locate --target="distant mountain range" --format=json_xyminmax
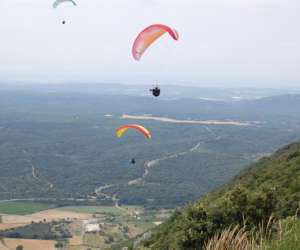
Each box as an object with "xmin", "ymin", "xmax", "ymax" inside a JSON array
[{"xmin": 0, "ymin": 82, "xmax": 299, "ymax": 101}]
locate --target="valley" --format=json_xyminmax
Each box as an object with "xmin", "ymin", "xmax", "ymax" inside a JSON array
[
  {"xmin": 0, "ymin": 88, "xmax": 299, "ymax": 207},
  {"xmin": 0, "ymin": 85, "xmax": 300, "ymax": 249}
]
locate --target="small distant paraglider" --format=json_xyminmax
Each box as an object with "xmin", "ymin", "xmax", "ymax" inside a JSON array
[
  {"xmin": 116, "ymin": 124, "xmax": 151, "ymax": 164},
  {"xmin": 53, "ymin": 0, "xmax": 77, "ymax": 8},
  {"xmin": 116, "ymin": 124, "xmax": 151, "ymax": 139},
  {"xmin": 150, "ymin": 85, "xmax": 161, "ymax": 97},
  {"xmin": 53, "ymin": 0, "xmax": 77, "ymax": 24}
]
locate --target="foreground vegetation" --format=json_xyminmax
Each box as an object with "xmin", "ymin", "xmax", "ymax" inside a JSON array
[
  {"xmin": 136, "ymin": 142, "xmax": 300, "ymax": 249},
  {"xmin": 263, "ymin": 216, "xmax": 300, "ymax": 250},
  {"xmin": 205, "ymin": 216, "xmax": 300, "ymax": 250}
]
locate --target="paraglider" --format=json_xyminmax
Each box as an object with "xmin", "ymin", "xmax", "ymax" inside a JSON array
[
  {"xmin": 132, "ymin": 24, "xmax": 179, "ymax": 61},
  {"xmin": 116, "ymin": 124, "xmax": 151, "ymax": 139},
  {"xmin": 53, "ymin": 0, "xmax": 77, "ymax": 8},
  {"xmin": 116, "ymin": 124, "xmax": 151, "ymax": 165},
  {"xmin": 150, "ymin": 85, "xmax": 161, "ymax": 97},
  {"xmin": 132, "ymin": 24, "xmax": 179, "ymax": 97},
  {"xmin": 53, "ymin": 0, "xmax": 76, "ymax": 24}
]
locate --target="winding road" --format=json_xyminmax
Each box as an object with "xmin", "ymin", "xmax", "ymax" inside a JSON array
[
  {"xmin": 95, "ymin": 126, "xmax": 221, "ymax": 208},
  {"xmin": 23, "ymin": 150, "xmax": 54, "ymax": 189}
]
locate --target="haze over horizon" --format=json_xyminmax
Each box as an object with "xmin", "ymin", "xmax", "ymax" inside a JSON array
[{"xmin": 1, "ymin": 0, "xmax": 300, "ymax": 89}]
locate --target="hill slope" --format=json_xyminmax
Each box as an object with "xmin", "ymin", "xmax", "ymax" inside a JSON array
[{"xmin": 138, "ymin": 142, "xmax": 300, "ymax": 249}]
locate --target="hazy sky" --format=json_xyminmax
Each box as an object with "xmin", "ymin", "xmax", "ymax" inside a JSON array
[{"xmin": 0, "ymin": 0, "xmax": 300, "ymax": 88}]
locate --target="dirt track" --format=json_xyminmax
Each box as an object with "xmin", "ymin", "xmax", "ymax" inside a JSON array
[{"xmin": 121, "ymin": 114, "xmax": 252, "ymax": 126}]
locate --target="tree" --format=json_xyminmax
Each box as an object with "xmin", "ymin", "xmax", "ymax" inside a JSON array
[
  {"xmin": 123, "ymin": 225, "xmax": 130, "ymax": 233},
  {"xmin": 105, "ymin": 235, "xmax": 114, "ymax": 244},
  {"xmin": 16, "ymin": 245, "xmax": 23, "ymax": 250},
  {"xmin": 55, "ymin": 242, "xmax": 64, "ymax": 250}
]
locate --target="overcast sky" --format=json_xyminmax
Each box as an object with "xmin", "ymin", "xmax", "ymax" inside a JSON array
[{"xmin": 0, "ymin": 0, "xmax": 299, "ymax": 88}]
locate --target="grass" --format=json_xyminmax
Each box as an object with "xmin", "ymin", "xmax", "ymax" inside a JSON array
[
  {"xmin": 205, "ymin": 216, "xmax": 300, "ymax": 250},
  {"xmin": 58, "ymin": 206, "xmax": 124, "ymax": 216},
  {"xmin": 121, "ymin": 205, "xmax": 144, "ymax": 212},
  {"xmin": 83, "ymin": 233, "xmax": 105, "ymax": 247},
  {"xmin": 264, "ymin": 217, "xmax": 300, "ymax": 250},
  {"xmin": 66, "ymin": 246, "xmax": 90, "ymax": 250},
  {"xmin": 0, "ymin": 201, "xmax": 54, "ymax": 215},
  {"xmin": 205, "ymin": 226, "xmax": 253, "ymax": 250},
  {"xmin": 130, "ymin": 220, "xmax": 156, "ymax": 231}
]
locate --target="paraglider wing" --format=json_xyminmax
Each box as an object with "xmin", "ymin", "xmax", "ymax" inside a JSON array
[
  {"xmin": 132, "ymin": 24, "xmax": 179, "ymax": 61},
  {"xmin": 53, "ymin": 0, "xmax": 77, "ymax": 8},
  {"xmin": 116, "ymin": 124, "xmax": 151, "ymax": 139}
]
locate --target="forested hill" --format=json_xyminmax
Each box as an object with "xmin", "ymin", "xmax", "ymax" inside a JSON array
[{"xmin": 138, "ymin": 141, "xmax": 300, "ymax": 249}]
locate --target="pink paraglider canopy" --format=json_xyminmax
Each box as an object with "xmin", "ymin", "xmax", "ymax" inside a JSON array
[{"xmin": 132, "ymin": 24, "xmax": 179, "ymax": 61}]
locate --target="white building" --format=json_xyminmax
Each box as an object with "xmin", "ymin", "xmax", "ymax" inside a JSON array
[
  {"xmin": 85, "ymin": 223, "xmax": 100, "ymax": 232},
  {"xmin": 83, "ymin": 219, "xmax": 101, "ymax": 233}
]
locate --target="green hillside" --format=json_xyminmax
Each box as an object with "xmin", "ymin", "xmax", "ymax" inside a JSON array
[{"xmin": 137, "ymin": 142, "xmax": 300, "ymax": 249}]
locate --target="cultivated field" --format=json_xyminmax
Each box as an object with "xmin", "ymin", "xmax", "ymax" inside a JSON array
[
  {"xmin": 0, "ymin": 241, "xmax": 9, "ymax": 250},
  {"xmin": 0, "ymin": 202, "xmax": 168, "ymax": 249},
  {"xmin": 0, "ymin": 223, "xmax": 27, "ymax": 231},
  {"xmin": 58, "ymin": 206, "xmax": 124, "ymax": 216},
  {"xmin": 1, "ymin": 209, "xmax": 91, "ymax": 224},
  {"xmin": 0, "ymin": 201, "xmax": 54, "ymax": 215},
  {"xmin": 3, "ymin": 238, "xmax": 56, "ymax": 250}
]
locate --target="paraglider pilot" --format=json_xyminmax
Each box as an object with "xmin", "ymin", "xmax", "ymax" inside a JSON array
[{"xmin": 150, "ymin": 86, "xmax": 161, "ymax": 97}]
